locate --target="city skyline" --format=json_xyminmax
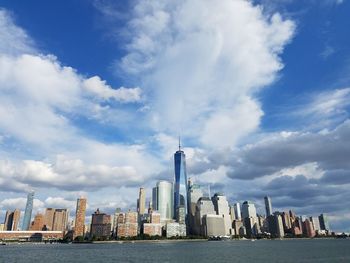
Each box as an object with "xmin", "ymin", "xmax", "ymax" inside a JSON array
[{"xmin": 0, "ymin": 0, "xmax": 350, "ymax": 233}]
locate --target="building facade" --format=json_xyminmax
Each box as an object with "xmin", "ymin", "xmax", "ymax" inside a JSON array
[
  {"xmin": 174, "ymin": 143, "xmax": 188, "ymax": 217},
  {"xmin": 22, "ymin": 191, "xmax": 34, "ymax": 231},
  {"xmin": 74, "ymin": 198, "xmax": 87, "ymax": 239}
]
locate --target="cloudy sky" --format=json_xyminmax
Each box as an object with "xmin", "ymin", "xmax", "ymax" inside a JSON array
[{"xmin": 0, "ymin": 0, "xmax": 349, "ymax": 231}]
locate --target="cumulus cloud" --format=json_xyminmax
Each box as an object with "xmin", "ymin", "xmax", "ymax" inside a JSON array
[
  {"xmin": 117, "ymin": 0, "xmax": 295, "ymax": 148},
  {"xmin": 0, "ymin": 9, "xmax": 35, "ymax": 55},
  {"xmin": 83, "ymin": 76, "xmax": 142, "ymax": 102}
]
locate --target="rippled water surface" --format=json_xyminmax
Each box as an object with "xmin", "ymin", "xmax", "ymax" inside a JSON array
[{"xmin": 1, "ymin": 239, "xmax": 349, "ymax": 263}]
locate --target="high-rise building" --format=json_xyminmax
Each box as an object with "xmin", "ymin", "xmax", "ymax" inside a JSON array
[
  {"xmin": 234, "ymin": 203, "xmax": 241, "ymax": 220},
  {"xmin": 203, "ymin": 214, "xmax": 226, "ymax": 237},
  {"xmin": 53, "ymin": 209, "xmax": 69, "ymax": 231},
  {"xmin": 194, "ymin": 197, "xmax": 216, "ymax": 236},
  {"xmin": 112, "ymin": 208, "xmax": 121, "ymax": 236},
  {"xmin": 4, "ymin": 209, "xmax": 20, "ymax": 231},
  {"xmin": 310, "ymin": 216, "xmax": 321, "ymax": 232},
  {"xmin": 22, "ymin": 191, "xmax": 34, "ymax": 231},
  {"xmin": 90, "ymin": 209, "xmax": 111, "ymax": 239},
  {"xmin": 174, "ymin": 141, "xmax": 188, "ymax": 217},
  {"xmin": 211, "ymin": 193, "xmax": 232, "ymax": 236},
  {"xmin": 187, "ymin": 180, "xmax": 203, "ymax": 234},
  {"xmin": 152, "ymin": 187, "xmax": 158, "ymax": 211},
  {"xmin": 267, "ymin": 214, "xmax": 285, "ymax": 238},
  {"xmin": 303, "ymin": 218, "xmax": 316, "ymax": 238},
  {"xmin": 116, "ymin": 211, "xmax": 138, "ymax": 238},
  {"xmin": 74, "ymin": 197, "xmax": 87, "ymax": 239},
  {"xmin": 264, "ymin": 196, "xmax": 272, "ymax": 217},
  {"xmin": 319, "ymin": 214, "xmax": 330, "ymax": 231},
  {"xmin": 153, "ymin": 181, "xmax": 174, "ymax": 221},
  {"xmin": 241, "ymin": 201, "xmax": 257, "ymax": 219},
  {"xmin": 44, "ymin": 208, "xmax": 55, "ymax": 230},
  {"xmin": 176, "ymin": 205, "xmax": 186, "ymax": 224},
  {"xmin": 137, "ymin": 187, "xmax": 146, "ymax": 215},
  {"xmin": 29, "ymin": 213, "xmax": 44, "ymax": 231},
  {"xmin": 229, "ymin": 205, "xmax": 236, "ymax": 223}
]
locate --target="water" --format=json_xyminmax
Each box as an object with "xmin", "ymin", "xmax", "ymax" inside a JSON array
[{"xmin": 1, "ymin": 239, "xmax": 349, "ymax": 263}]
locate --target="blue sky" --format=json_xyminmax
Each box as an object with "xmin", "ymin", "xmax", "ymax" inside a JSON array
[{"xmin": 0, "ymin": 0, "xmax": 349, "ymax": 232}]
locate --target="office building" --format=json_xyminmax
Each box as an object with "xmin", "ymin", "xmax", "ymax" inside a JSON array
[
  {"xmin": 194, "ymin": 197, "xmax": 216, "ymax": 236},
  {"xmin": 22, "ymin": 191, "xmax": 34, "ymax": 231},
  {"xmin": 319, "ymin": 214, "xmax": 330, "ymax": 231},
  {"xmin": 203, "ymin": 214, "xmax": 226, "ymax": 237},
  {"xmin": 310, "ymin": 216, "xmax": 321, "ymax": 232},
  {"xmin": 234, "ymin": 203, "xmax": 241, "ymax": 220},
  {"xmin": 4, "ymin": 209, "xmax": 20, "ymax": 231},
  {"xmin": 229, "ymin": 205, "xmax": 236, "ymax": 223},
  {"xmin": 30, "ymin": 213, "xmax": 45, "ymax": 231},
  {"xmin": 267, "ymin": 214, "xmax": 284, "ymax": 238},
  {"xmin": 188, "ymin": 180, "xmax": 203, "ymax": 234},
  {"xmin": 74, "ymin": 197, "xmax": 87, "ymax": 239},
  {"xmin": 53, "ymin": 209, "xmax": 69, "ymax": 231},
  {"xmin": 152, "ymin": 181, "xmax": 174, "ymax": 222},
  {"xmin": 212, "ymin": 193, "xmax": 232, "ymax": 235},
  {"xmin": 174, "ymin": 141, "xmax": 188, "ymax": 217},
  {"xmin": 303, "ymin": 218, "xmax": 316, "ymax": 238},
  {"xmin": 137, "ymin": 187, "xmax": 146, "ymax": 215},
  {"xmin": 90, "ymin": 209, "xmax": 111, "ymax": 239},
  {"xmin": 241, "ymin": 201, "xmax": 257, "ymax": 219},
  {"xmin": 264, "ymin": 196, "xmax": 272, "ymax": 217},
  {"xmin": 44, "ymin": 208, "xmax": 55, "ymax": 230}
]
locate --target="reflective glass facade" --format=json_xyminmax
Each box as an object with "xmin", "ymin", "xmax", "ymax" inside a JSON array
[
  {"xmin": 22, "ymin": 191, "xmax": 34, "ymax": 230},
  {"xmin": 174, "ymin": 149, "xmax": 188, "ymax": 217}
]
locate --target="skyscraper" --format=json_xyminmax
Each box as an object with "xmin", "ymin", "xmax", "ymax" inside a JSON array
[
  {"xmin": 4, "ymin": 209, "xmax": 20, "ymax": 231},
  {"xmin": 74, "ymin": 197, "xmax": 87, "ymax": 239},
  {"xmin": 188, "ymin": 180, "xmax": 203, "ymax": 234},
  {"xmin": 174, "ymin": 140, "xmax": 188, "ymax": 217},
  {"xmin": 264, "ymin": 196, "xmax": 272, "ymax": 217},
  {"xmin": 137, "ymin": 187, "xmax": 146, "ymax": 215},
  {"xmin": 153, "ymin": 181, "xmax": 173, "ymax": 221},
  {"xmin": 241, "ymin": 201, "xmax": 257, "ymax": 219},
  {"xmin": 234, "ymin": 203, "xmax": 241, "ymax": 220},
  {"xmin": 212, "ymin": 193, "xmax": 232, "ymax": 235},
  {"xmin": 22, "ymin": 191, "xmax": 34, "ymax": 231}
]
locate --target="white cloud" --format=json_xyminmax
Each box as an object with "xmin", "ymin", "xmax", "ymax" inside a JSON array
[
  {"xmin": 83, "ymin": 76, "xmax": 142, "ymax": 102},
  {"xmin": 0, "ymin": 9, "xmax": 35, "ymax": 55},
  {"xmin": 117, "ymin": 0, "xmax": 295, "ymax": 148}
]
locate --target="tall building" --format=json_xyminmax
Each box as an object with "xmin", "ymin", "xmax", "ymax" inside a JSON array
[
  {"xmin": 137, "ymin": 187, "xmax": 146, "ymax": 215},
  {"xmin": 264, "ymin": 196, "xmax": 272, "ymax": 217},
  {"xmin": 29, "ymin": 213, "xmax": 44, "ymax": 231},
  {"xmin": 241, "ymin": 201, "xmax": 257, "ymax": 219},
  {"xmin": 53, "ymin": 209, "xmax": 69, "ymax": 231},
  {"xmin": 22, "ymin": 191, "xmax": 34, "ymax": 231},
  {"xmin": 116, "ymin": 211, "xmax": 138, "ymax": 238},
  {"xmin": 319, "ymin": 214, "xmax": 330, "ymax": 231},
  {"xmin": 267, "ymin": 214, "xmax": 285, "ymax": 238},
  {"xmin": 212, "ymin": 193, "xmax": 232, "ymax": 236},
  {"xmin": 234, "ymin": 203, "xmax": 241, "ymax": 220},
  {"xmin": 303, "ymin": 218, "xmax": 316, "ymax": 238},
  {"xmin": 90, "ymin": 209, "xmax": 111, "ymax": 239},
  {"xmin": 203, "ymin": 214, "xmax": 226, "ymax": 237},
  {"xmin": 152, "ymin": 181, "xmax": 174, "ymax": 221},
  {"xmin": 310, "ymin": 216, "xmax": 321, "ymax": 232},
  {"xmin": 112, "ymin": 208, "xmax": 121, "ymax": 236},
  {"xmin": 229, "ymin": 205, "xmax": 236, "ymax": 223},
  {"xmin": 44, "ymin": 208, "xmax": 55, "ymax": 230},
  {"xmin": 74, "ymin": 197, "xmax": 87, "ymax": 239},
  {"xmin": 195, "ymin": 197, "xmax": 216, "ymax": 236},
  {"xmin": 187, "ymin": 180, "xmax": 203, "ymax": 234},
  {"xmin": 174, "ymin": 140, "xmax": 188, "ymax": 217},
  {"xmin": 4, "ymin": 209, "xmax": 20, "ymax": 231}
]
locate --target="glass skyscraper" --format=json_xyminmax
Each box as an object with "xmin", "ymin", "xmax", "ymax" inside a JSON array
[
  {"xmin": 22, "ymin": 191, "xmax": 34, "ymax": 230},
  {"xmin": 174, "ymin": 141, "xmax": 188, "ymax": 217}
]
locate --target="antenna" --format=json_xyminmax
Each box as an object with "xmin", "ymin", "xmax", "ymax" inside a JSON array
[{"xmin": 178, "ymin": 136, "xmax": 181, "ymax": 151}]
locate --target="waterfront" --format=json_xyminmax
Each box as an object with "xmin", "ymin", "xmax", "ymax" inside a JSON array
[{"xmin": 0, "ymin": 239, "xmax": 349, "ymax": 263}]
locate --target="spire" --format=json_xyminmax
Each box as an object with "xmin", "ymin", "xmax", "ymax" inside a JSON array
[{"xmin": 178, "ymin": 136, "xmax": 181, "ymax": 151}]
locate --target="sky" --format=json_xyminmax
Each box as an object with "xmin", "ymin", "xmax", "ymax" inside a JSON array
[{"xmin": 0, "ymin": 0, "xmax": 349, "ymax": 232}]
